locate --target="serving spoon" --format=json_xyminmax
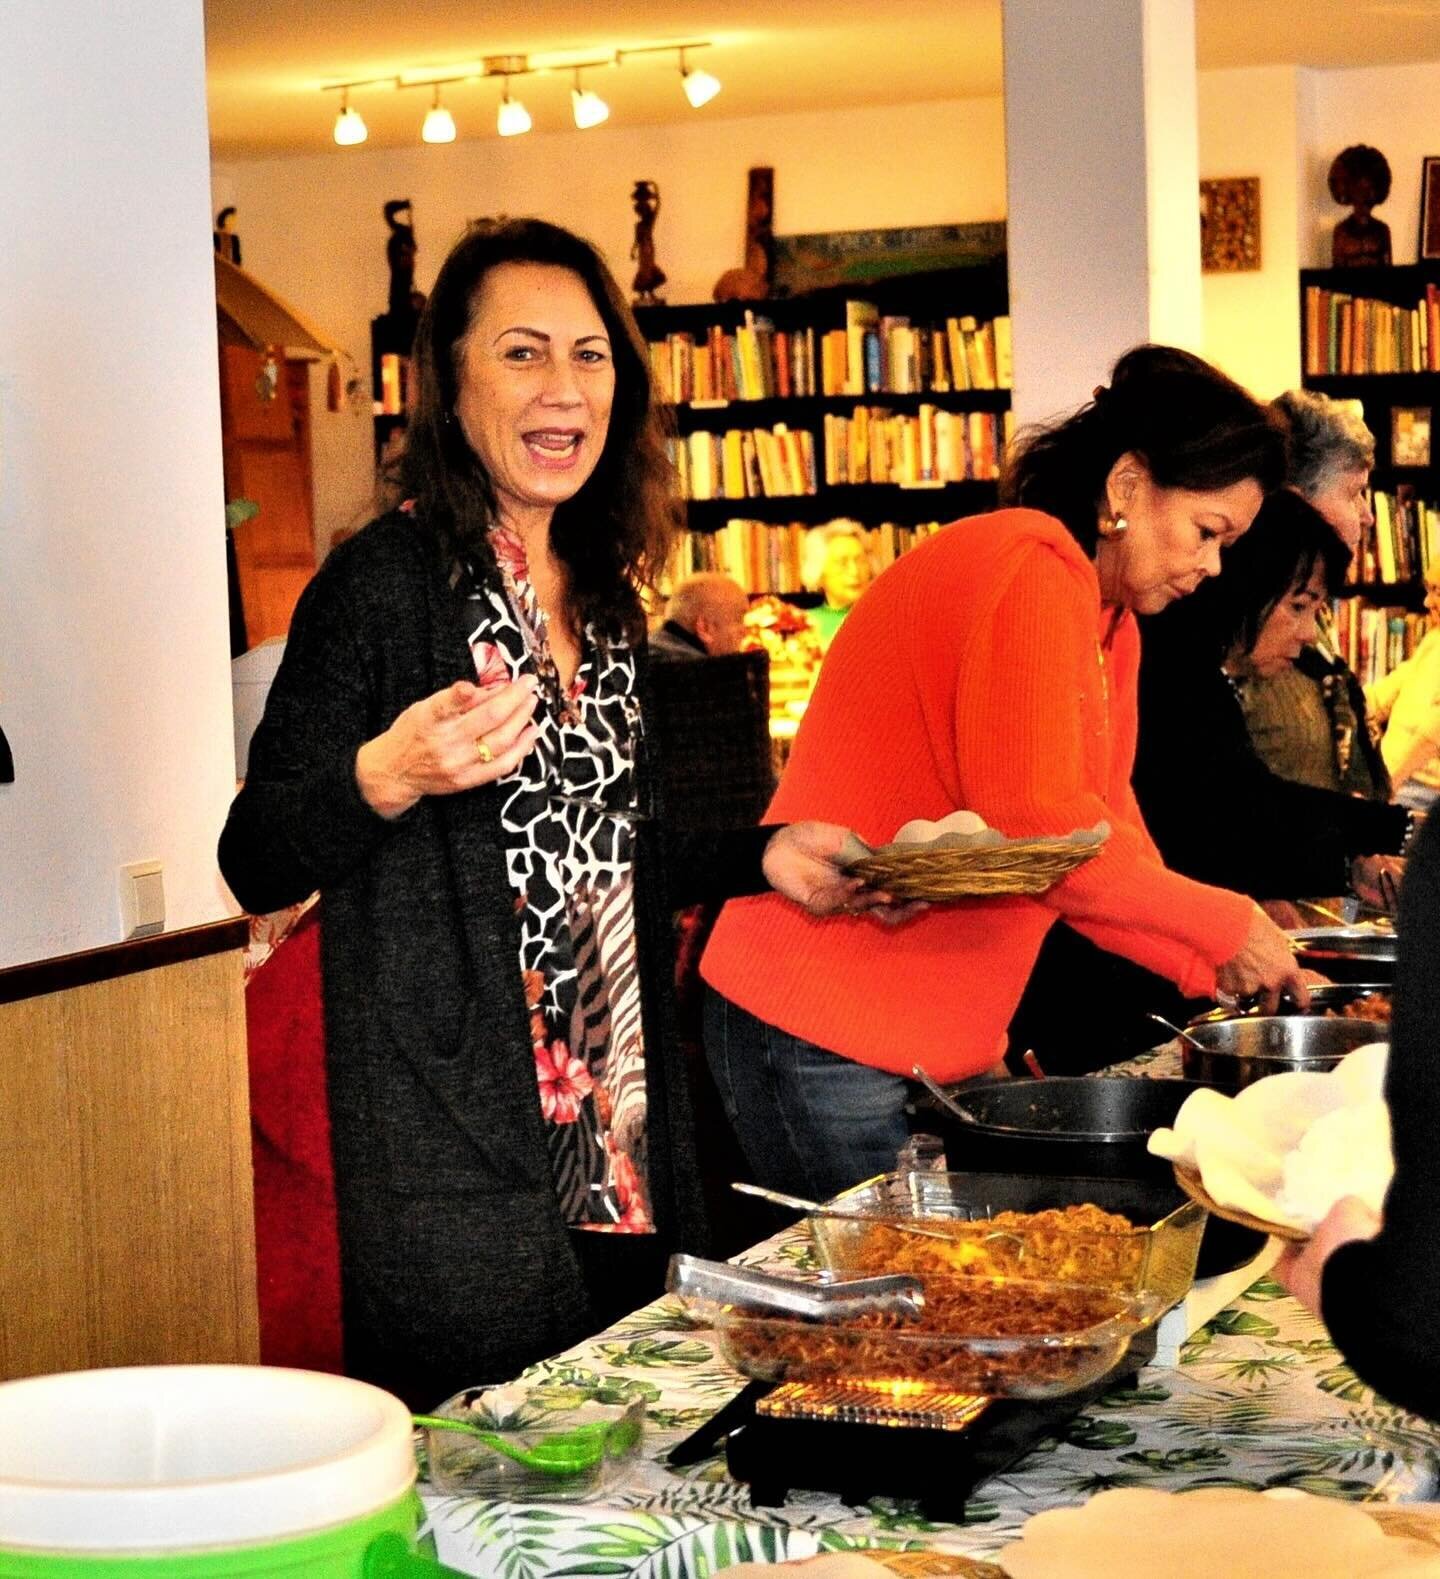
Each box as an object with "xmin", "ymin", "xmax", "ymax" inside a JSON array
[
  {"xmin": 412, "ymin": 1414, "xmax": 620, "ymax": 1477},
  {"xmin": 1145, "ymin": 1012, "xmax": 1212, "ymax": 1055},
  {"xmin": 730, "ymin": 1181, "xmax": 967, "ymax": 1244}
]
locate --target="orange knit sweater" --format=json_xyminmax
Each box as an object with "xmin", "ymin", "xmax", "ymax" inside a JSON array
[{"xmin": 702, "ymin": 509, "xmax": 1255, "ymax": 1081}]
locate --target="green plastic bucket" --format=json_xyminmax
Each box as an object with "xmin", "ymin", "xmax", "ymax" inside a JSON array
[{"xmin": 0, "ymin": 1367, "xmax": 462, "ymax": 1579}]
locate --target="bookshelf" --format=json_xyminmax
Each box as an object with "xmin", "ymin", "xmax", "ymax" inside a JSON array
[
  {"xmin": 1300, "ymin": 265, "xmax": 1440, "ymax": 681},
  {"xmin": 636, "ymin": 264, "xmax": 1011, "ymax": 594}
]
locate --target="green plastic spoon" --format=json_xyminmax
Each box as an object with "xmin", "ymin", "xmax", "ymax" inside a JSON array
[{"xmin": 413, "ymin": 1413, "xmax": 609, "ymax": 1477}]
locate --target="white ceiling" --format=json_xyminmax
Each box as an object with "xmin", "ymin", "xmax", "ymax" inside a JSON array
[{"xmin": 205, "ymin": 0, "xmax": 1440, "ymax": 160}]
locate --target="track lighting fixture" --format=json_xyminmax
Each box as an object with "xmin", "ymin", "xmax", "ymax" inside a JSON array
[
  {"xmin": 421, "ymin": 85, "xmax": 456, "ymax": 143},
  {"xmin": 333, "ymin": 88, "xmax": 367, "ymax": 146},
  {"xmin": 679, "ymin": 48, "xmax": 721, "ymax": 109},
  {"xmin": 570, "ymin": 68, "xmax": 610, "ymax": 130},
  {"xmin": 323, "ymin": 40, "xmax": 720, "ymax": 144},
  {"xmin": 496, "ymin": 79, "xmax": 532, "ymax": 137}
]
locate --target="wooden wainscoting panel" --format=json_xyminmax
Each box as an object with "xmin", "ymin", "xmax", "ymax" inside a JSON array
[{"xmin": 0, "ymin": 947, "xmax": 258, "ymax": 1380}]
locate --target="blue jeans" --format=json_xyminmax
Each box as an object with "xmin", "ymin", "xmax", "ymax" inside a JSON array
[{"xmin": 702, "ymin": 987, "xmax": 911, "ymax": 1201}]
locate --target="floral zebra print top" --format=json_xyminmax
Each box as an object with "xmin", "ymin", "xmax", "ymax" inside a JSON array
[{"xmin": 456, "ymin": 526, "xmax": 653, "ymax": 1234}]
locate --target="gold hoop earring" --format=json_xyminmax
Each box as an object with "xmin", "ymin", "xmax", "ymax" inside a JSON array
[{"xmin": 1100, "ymin": 514, "xmax": 1129, "ymax": 540}]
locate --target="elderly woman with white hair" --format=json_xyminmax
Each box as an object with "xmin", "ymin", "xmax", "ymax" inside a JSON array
[
  {"xmin": 1240, "ymin": 389, "xmax": 1391, "ymax": 801},
  {"xmin": 802, "ymin": 520, "xmax": 874, "ymax": 649}
]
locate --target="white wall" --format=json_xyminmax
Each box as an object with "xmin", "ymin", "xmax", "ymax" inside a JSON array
[
  {"xmin": 1197, "ymin": 65, "xmax": 1305, "ymax": 400},
  {"xmin": 212, "ymin": 95, "xmax": 1008, "ymax": 555},
  {"xmin": 1307, "ymin": 62, "xmax": 1440, "ymax": 268},
  {"xmin": 0, "ymin": 0, "xmax": 236, "ymax": 967}
]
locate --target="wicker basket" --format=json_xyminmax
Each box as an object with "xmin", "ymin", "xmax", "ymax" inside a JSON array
[
  {"xmin": 845, "ymin": 837, "xmax": 1101, "ymax": 901},
  {"xmin": 1172, "ymin": 1164, "xmax": 1307, "ymax": 1243}
]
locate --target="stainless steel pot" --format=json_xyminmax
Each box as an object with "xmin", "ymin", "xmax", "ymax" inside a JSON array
[{"xmin": 1179, "ymin": 1015, "xmax": 1387, "ymax": 1089}]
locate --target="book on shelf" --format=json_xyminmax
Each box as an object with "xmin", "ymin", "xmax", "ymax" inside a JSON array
[
  {"xmin": 671, "ymin": 424, "xmax": 819, "ymax": 501},
  {"xmin": 822, "ymin": 405, "xmax": 1014, "ymax": 485},
  {"xmin": 1331, "ymin": 597, "xmax": 1428, "ymax": 686},
  {"xmin": 1345, "ymin": 488, "xmax": 1440, "ymax": 585},
  {"xmin": 1304, "ymin": 282, "xmax": 1440, "ymax": 376},
  {"xmin": 649, "ymin": 302, "xmax": 1011, "ymax": 405},
  {"xmin": 670, "ymin": 518, "xmax": 947, "ymax": 596}
]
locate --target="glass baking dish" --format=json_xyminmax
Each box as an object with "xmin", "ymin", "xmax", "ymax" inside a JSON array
[
  {"xmin": 810, "ymin": 1171, "xmax": 1206, "ymax": 1310},
  {"xmin": 715, "ymin": 1273, "xmax": 1164, "ymax": 1399}
]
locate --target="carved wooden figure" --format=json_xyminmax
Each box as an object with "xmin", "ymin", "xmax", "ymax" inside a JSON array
[
  {"xmin": 630, "ymin": 181, "xmax": 667, "ymax": 305},
  {"xmin": 1329, "ymin": 145, "xmax": 1393, "ymax": 269}
]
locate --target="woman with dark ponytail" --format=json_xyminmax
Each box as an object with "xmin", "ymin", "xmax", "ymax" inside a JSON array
[{"xmin": 702, "ymin": 346, "xmax": 1307, "ymax": 1200}]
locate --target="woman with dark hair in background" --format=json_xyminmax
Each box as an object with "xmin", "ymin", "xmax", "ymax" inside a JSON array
[
  {"xmin": 1012, "ymin": 489, "xmax": 1410, "ymax": 1068},
  {"xmin": 1242, "ymin": 389, "xmax": 1393, "ymax": 802},
  {"xmin": 703, "ymin": 346, "xmax": 1307, "ymax": 1199},
  {"xmin": 219, "ymin": 218, "xmax": 881, "ymax": 1406}
]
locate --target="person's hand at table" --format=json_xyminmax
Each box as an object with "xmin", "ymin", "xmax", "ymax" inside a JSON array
[
  {"xmin": 355, "ymin": 677, "xmax": 541, "ymax": 819},
  {"xmin": 762, "ymin": 823, "xmax": 927, "ymax": 925},
  {"xmin": 1274, "ymin": 1195, "xmax": 1382, "ymax": 1315},
  {"xmin": 1214, "ymin": 903, "xmax": 1311, "ymax": 1013},
  {"xmin": 1350, "ymin": 853, "xmax": 1405, "ymax": 913}
]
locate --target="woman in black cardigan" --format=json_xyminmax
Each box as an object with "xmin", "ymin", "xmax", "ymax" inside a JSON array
[{"xmin": 219, "ymin": 220, "xmax": 881, "ymax": 1408}]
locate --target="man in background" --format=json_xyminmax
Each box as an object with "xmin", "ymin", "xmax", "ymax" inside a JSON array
[{"xmin": 649, "ymin": 573, "xmax": 749, "ymax": 661}]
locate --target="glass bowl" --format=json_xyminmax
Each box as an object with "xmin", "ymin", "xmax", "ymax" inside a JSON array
[
  {"xmin": 811, "ymin": 1170, "xmax": 1206, "ymax": 1310},
  {"xmin": 419, "ymin": 1386, "xmax": 645, "ymax": 1501}
]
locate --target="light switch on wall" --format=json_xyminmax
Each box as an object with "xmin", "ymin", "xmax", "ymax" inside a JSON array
[{"xmin": 119, "ymin": 861, "xmax": 165, "ymax": 939}]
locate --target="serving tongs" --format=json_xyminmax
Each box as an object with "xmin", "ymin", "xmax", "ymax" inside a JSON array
[{"xmin": 667, "ymin": 1253, "xmax": 925, "ymax": 1323}]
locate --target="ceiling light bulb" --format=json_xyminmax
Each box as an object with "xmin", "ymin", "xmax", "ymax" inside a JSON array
[
  {"xmin": 333, "ymin": 92, "xmax": 367, "ymax": 146},
  {"xmin": 422, "ymin": 88, "xmax": 456, "ymax": 144},
  {"xmin": 681, "ymin": 57, "xmax": 721, "ymax": 108},
  {"xmin": 571, "ymin": 86, "xmax": 609, "ymax": 130},
  {"xmin": 497, "ymin": 85, "xmax": 532, "ymax": 137}
]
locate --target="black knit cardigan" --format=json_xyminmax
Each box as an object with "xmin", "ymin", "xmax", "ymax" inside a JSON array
[{"xmin": 219, "ymin": 513, "xmax": 772, "ymax": 1407}]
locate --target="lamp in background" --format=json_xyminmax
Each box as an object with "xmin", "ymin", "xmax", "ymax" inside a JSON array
[
  {"xmin": 333, "ymin": 88, "xmax": 367, "ymax": 146},
  {"xmin": 680, "ymin": 47, "xmax": 721, "ymax": 108},
  {"xmin": 421, "ymin": 86, "xmax": 456, "ymax": 143},
  {"xmin": 570, "ymin": 68, "xmax": 609, "ymax": 129},
  {"xmin": 497, "ymin": 78, "xmax": 532, "ymax": 136}
]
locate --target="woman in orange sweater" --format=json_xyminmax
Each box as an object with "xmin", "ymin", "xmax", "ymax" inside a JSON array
[{"xmin": 702, "ymin": 346, "xmax": 1309, "ymax": 1198}]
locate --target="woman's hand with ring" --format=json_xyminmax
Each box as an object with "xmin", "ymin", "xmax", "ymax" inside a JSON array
[{"xmin": 356, "ymin": 675, "xmax": 540, "ymax": 819}]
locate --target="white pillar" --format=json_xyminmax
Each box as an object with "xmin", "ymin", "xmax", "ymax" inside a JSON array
[
  {"xmin": 0, "ymin": 0, "xmax": 236, "ymax": 964},
  {"xmin": 1003, "ymin": 0, "xmax": 1203, "ymax": 428}
]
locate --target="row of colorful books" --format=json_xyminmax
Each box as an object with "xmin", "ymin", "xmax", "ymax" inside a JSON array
[
  {"xmin": 822, "ymin": 406, "xmax": 1013, "ymax": 486},
  {"xmin": 669, "ymin": 425, "xmax": 818, "ymax": 500},
  {"xmin": 1346, "ymin": 489, "xmax": 1440, "ymax": 585},
  {"xmin": 1331, "ymin": 600, "xmax": 1428, "ymax": 686},
  {"xmin": 1304, "ymin": 283, "xmax": 1440, "ymax": 376},
  {"xmin": 669, "ymin": 519, "xmax": 944, "ymax": 595},
  {"xmin": 646, "ymin": 306, "xmax": 1012, "ymax": 405}
]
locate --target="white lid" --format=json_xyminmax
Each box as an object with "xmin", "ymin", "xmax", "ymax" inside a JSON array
[{"xmin": 0, "ymin": 1365, "xmax": 416, "ymax": 1552}]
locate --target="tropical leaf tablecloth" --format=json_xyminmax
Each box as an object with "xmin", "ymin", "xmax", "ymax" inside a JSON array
[{"xmin": 420, "ymin": 1228, "xmax": 1440, "ymax": 1577}]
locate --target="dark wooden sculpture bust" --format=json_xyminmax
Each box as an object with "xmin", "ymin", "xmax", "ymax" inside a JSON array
[
  {"xmin": 630, "ymin": 181, "xmax": 667, "ymax": 305},
  {"xmin": 1329, "ymin": 145, "xmax": 1393, "ymax": 269}
]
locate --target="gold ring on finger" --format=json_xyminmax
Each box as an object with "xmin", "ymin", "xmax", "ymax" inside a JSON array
[{"xmin": 475, "ymin": 734, "xmax": 495, "ymax": 764}]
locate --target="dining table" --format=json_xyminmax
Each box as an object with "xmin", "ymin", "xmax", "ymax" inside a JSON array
[{"xmin": 416, "ymin": 1145, "xmax": 1440, "ymax": 1576}]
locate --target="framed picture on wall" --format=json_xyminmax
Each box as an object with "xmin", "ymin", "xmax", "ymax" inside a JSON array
[
  {"xmin": 1392, "ymin": 406, "xmax": 1432, "ymax": 469},
  {"xmin": 1420, "ymin": 157, "xmax": 1440, "ymax": 260},
  {"xmin": 1199, "ymin": 177, "xmax": 1261, "ymax": 272}
]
